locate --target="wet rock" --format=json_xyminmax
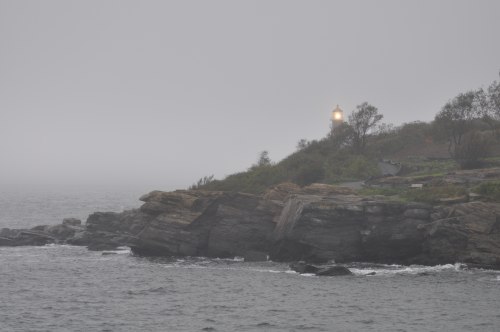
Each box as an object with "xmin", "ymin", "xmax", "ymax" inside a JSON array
[
  {"xmin": 316, "ymin": 266, "xmax": 353, "ymax": 276},
  {"xmin": 2, "ymin": 186, "xmax": 500, "ymax": 270},
  {"xmin": 270, "ymin": 194, "xmax": 421, "ymax": 264},
  {"xmin": 290, "ymin": 262, "xmax": 353, "ymax": 276},
  {"xmin": 421, "ymin": 201, "xmax": 500, "ymax": 268},
  {"xmin": 0, "ymin": 230, "xmax": 55, "ymax": 246},
  {"xmin": 289, "ymin": 262, "xmax": 319, "ymax": 274}
]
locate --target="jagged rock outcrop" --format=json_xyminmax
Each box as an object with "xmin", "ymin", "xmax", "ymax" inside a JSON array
[
  {"xmin": 0, "ymin": 220, "xmax": 84, "ymax": 246},
  {"xmin": 270, "ymin": 194, "xmax": 432, "ymax": 264},
  {"xmin": 68, "ymin": 210, "xmax": 150, "ymax": 250},
  {"xmin": 1, "ymin": 186, "xmax": 500, "ymax": 269},
  {"xmin": 270, "ymin": 193, "xmax": 500, "ymax": 268},
  {"xmin": 131, "ymin": 190, "xmax": 281, "ymax": 260},
  {"xmin": 421, "ymin": 201, "xmax": 500, "ymax": 268}
]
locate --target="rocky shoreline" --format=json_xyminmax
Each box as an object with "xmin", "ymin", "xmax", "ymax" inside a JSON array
[{"xmin": 2, "ymin": 183, "xmax": 500, "ymax": 270}]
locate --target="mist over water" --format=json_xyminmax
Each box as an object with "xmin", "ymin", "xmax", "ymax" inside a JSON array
[{"xmin": 0, "ymin": 184, "xmax": 148, "ymax": 228}]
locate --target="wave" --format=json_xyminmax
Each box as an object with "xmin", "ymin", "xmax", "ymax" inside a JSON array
[{"xmin": 348, "ymin": 263, "xmax": 465, "ymax": 276}]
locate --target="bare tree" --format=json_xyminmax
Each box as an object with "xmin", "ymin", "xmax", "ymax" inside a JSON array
[{"xmin": 348, "ymin": 102, "xmax": 383, "ymax": 153}]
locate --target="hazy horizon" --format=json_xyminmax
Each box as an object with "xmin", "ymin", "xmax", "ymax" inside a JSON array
[{"xmin": 1, "ymin": 0, "xmax": 500, "ymax": 190}]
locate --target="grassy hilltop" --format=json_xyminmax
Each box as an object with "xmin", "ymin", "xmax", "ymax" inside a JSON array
[{"xmin": 192, "ymin": 73, "xmax": 500, "ymax": 198}]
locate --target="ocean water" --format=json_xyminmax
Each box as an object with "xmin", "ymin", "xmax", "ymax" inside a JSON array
[{"xmin": 1, "ymin": 187, "xmax": 500, "ymax": 331}]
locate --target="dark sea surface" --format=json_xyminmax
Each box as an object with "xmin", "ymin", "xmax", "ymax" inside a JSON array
[{"xmin": 1, "ymin": 187, "xmax": 500, "ymax": 332}]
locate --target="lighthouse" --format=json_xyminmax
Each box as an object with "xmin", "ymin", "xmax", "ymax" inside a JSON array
[{"xmin": 331, "ymin": 104, "xmax": 344, "ymax": 130}]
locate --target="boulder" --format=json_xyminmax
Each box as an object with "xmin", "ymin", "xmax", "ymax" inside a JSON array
[
  {"xmin": 289, "ymin": 262, "xmax": 319, "ymax": 274},
  {"xmin": 290, "ymin": 262, "xmax": 353, "ymax": 276},
  {"xmin": 316, "ymin": 266, "xmax": 353, "ymax": 276}
]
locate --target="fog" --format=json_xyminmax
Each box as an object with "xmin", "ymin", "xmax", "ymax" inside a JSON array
[{"xmin": 1, "ymin": 0, "xmax": 500, "ymax": 190}]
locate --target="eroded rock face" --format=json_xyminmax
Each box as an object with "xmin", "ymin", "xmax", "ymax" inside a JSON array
[
  {"xmin": 270, "ymin": 194, "xmax": 432, "ymax": 264},
  {"xmin": 130, "ymin": 190, "xmax": 281, "ymax": 258},
  {"xmin": 269, "ymin": 192, "xmax": 500, "ymax": 268},
  {"xmin": 421, "ymin": 201, "xmax": 500, "ymax": 268}
]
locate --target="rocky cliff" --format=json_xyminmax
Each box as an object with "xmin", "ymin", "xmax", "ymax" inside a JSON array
[{"xmin": 2, "ymin": 184, "xmax": 500, "ymax": 269}]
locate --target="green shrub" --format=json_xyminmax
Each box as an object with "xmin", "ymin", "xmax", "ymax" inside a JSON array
[
  {"xmin": 474, "ymin": 181, "xmax": 500, "ymax": 201},
  {"xmin": 324, "ymin": 154, "xmax": 379, "ymax": 182}
]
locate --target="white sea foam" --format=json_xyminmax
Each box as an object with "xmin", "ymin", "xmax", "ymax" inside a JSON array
[
  {"xmin": 350, "ymin": 263, "xmax": 465, "ymax": 276},
  {"xmin": 101, "ymin": 247, "xmax": 132, "ymax": 255}
]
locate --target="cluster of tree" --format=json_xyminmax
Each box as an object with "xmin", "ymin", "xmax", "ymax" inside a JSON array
[{"xmin": 435, "ymin": 72, "xmax": 500, "ymax": 168}]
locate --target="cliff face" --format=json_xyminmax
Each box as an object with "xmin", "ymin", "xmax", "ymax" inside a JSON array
[
  {"xmin": 2, "ymin": 186, "xmax": 500, "ymax": 269},
  {"xmin": 270, "ymin": 194, "xmax": 431, "ymax": 264},
  {"xmin": 270, "ymin": 193, "xmax": 500, "ymax": 268},
  {"xmin": 422, "ymin": 201, "xmax": 500, "ymax": 268},
  {"xmin": 131, "ymin": 190, "xmax": 281, "ymax": 259}
]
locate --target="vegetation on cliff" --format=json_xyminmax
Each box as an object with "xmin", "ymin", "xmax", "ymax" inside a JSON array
[{"xmin": 191, "ymin": 72, "xmax": 500, "ymax": 194}]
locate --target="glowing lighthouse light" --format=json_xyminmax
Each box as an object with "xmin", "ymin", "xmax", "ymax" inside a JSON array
[{"xmin": 331, "ymin": 104, "xmax": 344, "ymax": 129}]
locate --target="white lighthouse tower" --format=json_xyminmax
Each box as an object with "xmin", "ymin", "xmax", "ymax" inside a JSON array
[{"xmin": 331, "ymin": 104, "xmax": 344, "ymax": 130}]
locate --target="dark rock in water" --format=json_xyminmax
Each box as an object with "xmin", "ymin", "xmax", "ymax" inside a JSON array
[
  {"xmin": 130, "ymin": 245, "xmax": 171, "ymax": 257},
  {"xmin": 315, "ymin": 266, "xmax": 353, "ymax": 276},
  {"xmin": 0, "ymin": 228, "xmax": 56, "ymax": 246},
  {"xmin": 0, "ymin": 237, "xmax": 14, "ymax": 246},
  {"xmin": 290, "ymin": 262, "xmax": 320, "ymax": 274},
  {"xmin": 290, "ymin": 262, "xmax": 352, "ymax": 276}
]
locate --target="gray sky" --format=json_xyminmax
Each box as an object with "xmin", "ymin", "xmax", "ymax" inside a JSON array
[{"xmin": 1, "ymin": 0, "xmax": 500, "ymax": 189}]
